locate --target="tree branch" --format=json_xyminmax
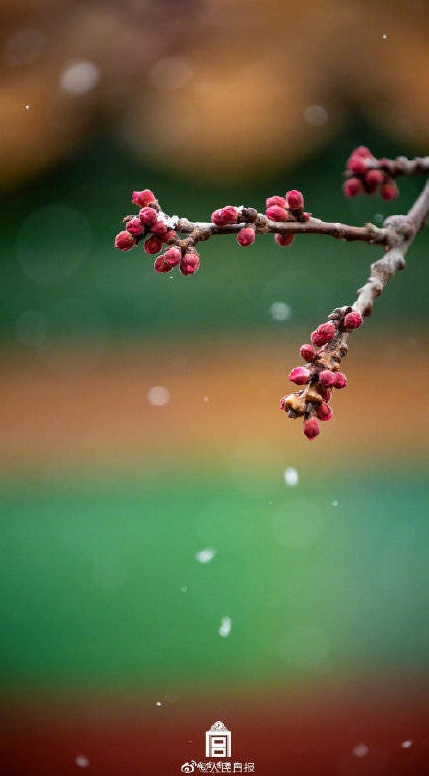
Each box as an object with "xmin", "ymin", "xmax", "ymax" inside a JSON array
[
  {"xmin": 114, "ymin": 147, "xmax": 429, "ymax": 441},
  {"xmin": 172, "ymin": 215, "xmax": 391, "ymax": 246}
]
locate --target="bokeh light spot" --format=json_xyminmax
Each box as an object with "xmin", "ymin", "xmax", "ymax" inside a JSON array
[
  {"xmin": 353, "ymin": 743, "xmax": 369, "ymax": 757},
  {"xmin": 304, "ymin": 105, "xmax": 328, "ymax": 126},
  {"xmin": 147, "ymin": 386, "xmax": 170, "ymax": 406},
  {"xmin": 75, "ymin": 755, "xmax": 90, "ymax": 768},
  {"xmin": 270, "ymin": 301, "xmax": 291, "ymax": 321},
  {"xmin": 284, "ymin": 467, "xmax": 299, "ymax": 487},
  {"xmin": 60, "ymin": 60, "xmax": 100, "ymax": 95}
]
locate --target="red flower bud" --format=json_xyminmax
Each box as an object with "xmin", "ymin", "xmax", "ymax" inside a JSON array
[
  {"xmin": 126, "ymin": 217, "xmax": 145, "ymax": 236},
  {"xmin": 365, "ymin": 169, "xmax": 384, "ymax": 186},
  {"xmin": 381, "ymin": 182, "xmax": 399, "ymax": 201},
  {"xmin": 139, "ymin": 206, "xmax": 158, "ymax": 226},
  {"xmin": 348, "ymin": 155, "xmax": 368, "ymax": 175},
  {"xmin": 334, "ymin": 372, "xmax": 347, "ymax": 389},
  {"xmin": 343, "ymin": 178, "xmax": 363, "ymax": 197},
  {"xmin": 274, "ymin": 233, "xmax": 295, "ymax": 246},
  {"xmin": 266, "ymin": 195, "xmax": 286, "ymax": 209},
  {"xmin": 180, "ymin": 249, "xmax": 200, "ymax": 276},
  {"xmin": 319, "ymin": 369, "xmax": 336, "ymax": 387},
  {"xmin": 132, "ymin": 189, "xmax": 156, "ymax": 207},
  {"xmin": 144, "ymin": 235, "xmax": 163, "ymax": 254},
  {"xmin": 237, "ymin": 227, "xmax": 256, "ymax": 247},
  {"xmin": 266, "ymin": 205, "xmax": 288, "ymax": 222},
  {"xmin": 153, "ymin": 255, "xmax": 170, "ymax": 273},
  {"xmin": 303, "ymin": 417, "xmax": 320, "ymax": 440},
  {"xmin": 289, "ymin": 366, "xmax": 311, "ymax": 385},
  {"xmin": 162, "ymin": 246, "xmax": 182, "ymax": 268},
  {"xmin": 211, "ymin": 206, "xmax": 238, "ymax": 226},
  {"xmin": 162, "ymin": 229, "xmax": 177, "ymax": 244},
  {"xmin": 316, "ymin": 402, "xmax": 333, "ymax": 421},
  {"xmin": 151, "ymin": 220, "xmax": 168, "ymax": 236},
  {"xmin": 285, "ymin": 189, "xmax": 304, "ymax": 210},
  {"xmin": 344, "ymin": 310, "xmax": 363, "ymax": 330},
  {"xmin": 311, "ymin": 322, "xmax": 336, "ymax": 346},
  {"xmin": 115, "ymin": 230, "xmax": 136, "ymax": 251},
  {"xmin": 300, "ymin": 343, "xmax": 316, "ymax": 362},
  {"xmin": 320, "ymin": 387, "xmax": 332, "ymax": 402},
  {"xmin": 302, "ymin": 212, "xmax": 311, "ymax": 222},
  {"xmin": 353, "ymin": 145, "xmax": 372, "ymax": 158}
]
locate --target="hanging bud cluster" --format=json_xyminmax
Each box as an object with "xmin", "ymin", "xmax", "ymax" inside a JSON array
[
  {"xmin": 114, "ymin": 189, "xmax": 200, "ymax": 276},
  {"xmin": 280, "ymin": 307, "xmax": 363, "ymax": 440},
  {"xmin": 343, "ymin": 146, "xmax": 399, "ymax": 201}
]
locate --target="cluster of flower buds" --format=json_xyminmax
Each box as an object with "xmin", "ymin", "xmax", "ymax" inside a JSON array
[
  {"xmin": 114, "ymin": 189, "xmax": 200, "ymax": 276},
  {"xmin": 210, "ymin": 205, "xmax": 257, "ymax": 248},
  {"xmin": 280, "ymin": 307, "xmax": 363, "ymax": 440},
  {"xmin": 343, "ymin": 146, "xmax": 399, "ymax": 201},
  {"xmin": 115, "ymin": 188, "xmax": 310, "ymax": 277},
  {"xmin": 264, "ymin": 189, "xmax": 310, "ymax": 247},
  {"xmin": 208, "ymin": 190, "xmax": 309, "ymax": 250}
]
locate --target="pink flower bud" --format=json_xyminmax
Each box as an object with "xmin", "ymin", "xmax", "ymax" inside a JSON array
[
  {"xmin": 381, "ymin": 182, "xmax": 399, "ymax": 201},
  {"xmin": 343, "ymin": 178, "xmax": 363, "ymax": 197},
  {"xmin": 285, "ymin": 189, "xmax": 304, "ymax": 210},
  {"xmin": 302, "ymin": 212, "xmax": 311, "ymax": 221},
  {"xmin": 266, "ymin": 195, "xmax": 286, "ymax": 209},
  {"xmin": 274, "ymin": 233, "xmax": 295, "ymax": 246},
  {"xmin": 180, "ymin": 249, "xmax": 200, "ymax": 276},
  {"xmin": 344, "ymin": 310, "xmax": 363, "ymax": 330},
  {"xmin": 319, "ymin": 369, "xmax": 336, "ymax": 387},
  {"xmin": 320, "ymin": 387, "xmax": 332, "ymax": 402},
  {"xmin": 354, "ymin": 145, "xmax": 372, "ymax": 158},
  {"xmin": 300, "ymin": 343, "xmax": 316, "ymax": 362},
  {"xmin": 162, "ymin": 246, "xmax": 182, "ymax": 268},
  {"xmin": 334, "ymin": 372, "xmax": 347, "ymax": 389},
  {"xmin": 153, "ymin": 255, "xmax": 170, "ymax": 273},
  {"xmin": 365, "ymin": 169, "xmax": 384, "ymax": 186},
  {"xmin": 237, "ymin": 227, "xmax": 255, "ymax": 247},
  {"xmin": 266, "ymin": 205, "xmax": 288, "ymax": 222},
  {"xmin": 348, "ymin": 155, "xmax": 368, "ymax": 175},
  {"xmin": 311, "ymin": 322, "xmax": 336, "ymax": 347},
  {"xmin": 151, "ymin": 220, "xmax": 168, "ymax": 236},
  {"xmin": 303, "ymin": 417, "xmax": 320, "ymax": 440},
  {"xmin": 126, "ymin": 217, "xmax": 145, "ymax": 236},
  {"xmin": 144, "ymin": 235, "xmax": 163, "ymax": 254},
  {"xmin": 289, "ymin": 366, "xmax": 311, "ymax": 385},
  {"xmin": 162, "ymin": 229, "xmax": 177, "ymax": 244},
  {"xmin": 139, "ymin": 206, "xmax": 158, "ymax": 226},
  {"xmin": 115, "ymin": 230, "xmax": 136, "ymax": 251},
  {"xmin": 316, "ymin": 402, "xmax": 333, "ymax": 421},
  {"xmin": 132, "ymin": 189, "xmax": 156, "ymax": 207},
  {"xmin": 211, "ymin": 206, "xmax": 238, "ymax": 226}
]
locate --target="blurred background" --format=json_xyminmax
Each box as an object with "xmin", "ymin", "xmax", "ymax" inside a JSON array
[{"xmin": 1, "ymin": 1, "xmax": 429, "ymax": 773}]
